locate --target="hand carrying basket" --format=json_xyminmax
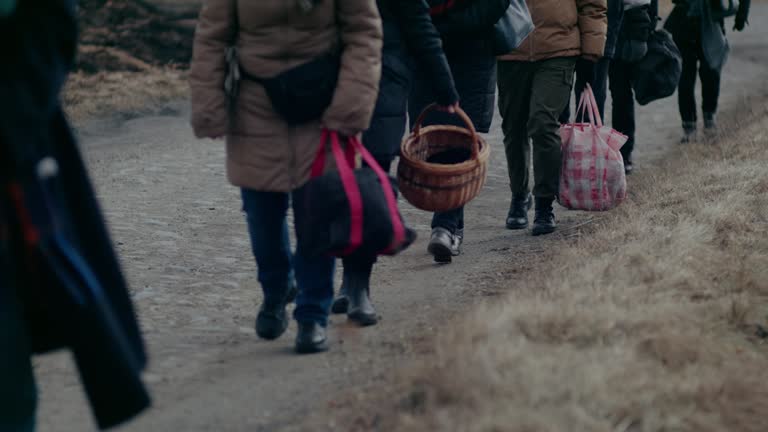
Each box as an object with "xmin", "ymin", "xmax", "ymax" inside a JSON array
[{"xmin": 397, "ymin": 104, "xmax": 490, "ymax": 212}]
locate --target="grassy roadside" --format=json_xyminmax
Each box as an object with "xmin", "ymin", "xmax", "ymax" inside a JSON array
[
  {"xmin": 63, "ymin": 68, "xmax": 188, "ymax": 126},
  {"xmin": 326, "ymin": 101, "xmax": 768, "ymax": 431}
]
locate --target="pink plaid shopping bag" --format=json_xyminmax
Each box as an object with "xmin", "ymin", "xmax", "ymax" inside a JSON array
[{"xmin": 559, "ymin": 85, "xmax": 628, "ymax": 211}]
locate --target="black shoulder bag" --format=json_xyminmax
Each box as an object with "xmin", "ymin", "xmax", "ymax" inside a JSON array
[
  {"xmin": 240, "ymin": 53, "xmax": 341, "ymax": 125},
  {"xmin": 224, "ymin": 0, "xmax": 341, "ymax": 125}
]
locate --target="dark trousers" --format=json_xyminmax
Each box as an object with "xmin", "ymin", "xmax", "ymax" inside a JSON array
[
  {"xmin": 0, "ymin": 240, "xmax": 37, "ymax": 432},
  {"xmin": 241, "ymin": 188, "xmax": 335, "ymax": 326},
  {"xmin": 341, "ymin": 155, "xmax": 394, "ymax": 273},
  {"xmin": 560, "ymin": 57, "xmax": 611, "ymax": 123},
  {"xmin": 609, "ymin": 59, "xmax": 636, "ymax": 162},
  {"xmin": 498, "ymin": 57, "xmax": 576, "ymax": 199},
  {"xmin": 675, "ymin": 34, "xmax": 722, "ymax": 124},
  {"xmin": 411, "ymin": 48, "xmax": 497, "ymax": 235},
  {"xmin": 432, "ymin": 207, "xmax": 464, "ymax": 233}
]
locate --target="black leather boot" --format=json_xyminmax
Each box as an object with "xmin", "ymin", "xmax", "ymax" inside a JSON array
[
  {"xmin": 506, "ymin": 193, "xmax": 532, "ymax": 230},
  {"xmin": 532, "ymin": 197, "xmax": 556, "ymax": 236},
  {"xmin": 295, "ymin": 322, "xmax": 328, "ymax": 354},
  {"xmin": 255, "ymin": 283, "xmax": 297, "ymax": 340},
  {"xmin": 330, "ymin": 284, "xmax": 348, "ymax": 314},
  {"xmin": 345, "ymin": 268, "xmax": 378, "ymax": 327}
]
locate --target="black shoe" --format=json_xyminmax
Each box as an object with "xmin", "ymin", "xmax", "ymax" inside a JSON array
[
  {"xmin": 331, "ymin": 285, "xmax": 348, "ymax": 315},
  {"xmin": 703, "ymin": 113, "xmax": 717, "ymax": 131},
  {"xmin": 255, "ymin": 282, "xmax": 296, "ymax": 340},
  {"xmin": 427, "ymin": 227, "xmax": 462, "ymax": 263},
  {"xmin": 624, "ymin": 157, "xmax": 634, "ymax": 175},
  {"xmin": 680, "ymin": 122, "xmax": 697, "ymax": 144},
  {"xmin": 256, "ymin": 306, "xmax": 289, "ymax": 341},
  {"xmin": 531, "ymin": 197, "xmax": 556, "ymax": 236},
  {"xmin": 295, "ymin": 322, "xmax": 328, "ymax": 354},
  {"xmin": 624, "ymin": 161, "xmax": 634, "ymax": 175},
  {"xmin": 506, "ymin": 193, "xmax": 532, "ymax": 230},
  {"xmin": 345, "ymin": 271, "xmax": 378, "ymax": 327}
]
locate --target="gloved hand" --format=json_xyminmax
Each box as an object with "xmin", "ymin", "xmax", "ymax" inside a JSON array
[{"xmin": 734, "ymin": 18, "xmax": 747, "ymax": 31}]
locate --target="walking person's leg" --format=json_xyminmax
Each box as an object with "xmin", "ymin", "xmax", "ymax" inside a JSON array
[
  {"xmin": 498, "ymin": 60, "xmax": 535, "ymax": 230},
  {"xmin": 675, "ymin": 36, "xmax": 700, "ymax": 141},
  {"xmin": 559, "ymin": 59, "xmax": 594, "ymax": 124},
  {"xmin": 592, "ymin": 58, "xmax": 611, "ymax": 121},
  {"xmin": 241, "ymin": 189, "xmax": 296, "ymax": 341},
  {"xmin": 428, "ymin": 207, "xmax": 464, "ymax": 263},
  {"xmin": 609, "ymin": 59, "xmax": 637, "ymax": 172},
  {"xmin": 699, "ymin": 48, "xmax": 722, "ymax": 131},
  {"xmin": 527, "ymin": 57, "xmax": 576, "ymax": 235},
  {"xmin": 332, "ymin": 154, "xmax": 394, "ymax": 325},
  {"xmin": 291, "ymin": 187, "xmax": 336, "ymax": 353}
]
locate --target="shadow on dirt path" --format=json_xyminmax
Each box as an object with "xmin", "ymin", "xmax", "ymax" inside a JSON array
[{"xmin": 35, "ymin": 9, "xmax": 768, "ymax": 432}]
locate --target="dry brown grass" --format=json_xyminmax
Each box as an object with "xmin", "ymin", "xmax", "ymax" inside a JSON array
[
  {"xmin": 375, "ymin": 105, "xmax": 768, "ymax": 431},
  {"xmin": 62, "ymin": 67, "xmax": 188, "ymax": 125}
]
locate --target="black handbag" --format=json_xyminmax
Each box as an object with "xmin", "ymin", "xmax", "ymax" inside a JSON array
[
  {"xmin": 492, "ymin": 0, "xmax": 534, "ymax": 55},
  {"xmin": 240, "ymin": 53, "xmax": 341, "ymax": 125},
  {"xmin": 296, "ymin": 131, "xmax": 416, "ymax": 258},
  {"xmin": 631, "ymin": 30, "xmax": 683, "ymax": 105}
]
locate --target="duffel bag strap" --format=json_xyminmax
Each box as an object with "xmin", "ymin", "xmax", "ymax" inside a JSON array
[
  {"xmin": 348, "ymin": 137, "xmax": 406, "ymax": 254},
  {"xmin": 328, "ymin": 131, "xmax": 363, "ymax": 255}
]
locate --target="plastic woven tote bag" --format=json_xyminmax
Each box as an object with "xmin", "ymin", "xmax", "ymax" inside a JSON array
[{"xmin": 559, "ymin": 85, "xmax": 629, "ymax": 211}]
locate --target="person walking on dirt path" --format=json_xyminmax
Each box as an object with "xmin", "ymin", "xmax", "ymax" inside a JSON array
[
  {"xmin": 609, "ymin": 0, "xmax": 659, "ymax": 174},
  {"xmin": 190, "ymin": 0, "xmax": 382, "ymax": 354},
  {"xmin": 330, "ymin": 0, "xmax": 459, "ymax": 324},
  {"xmin": 498, "ymin": 0, "xmax": 607, "ymax": 236},
  {"xmin": 409, "ymin": 0, "xmax": 509, "ymax": 263},
  {"xmin": 560, "ymin": 0, "xmax": 624, "ymax": 124},
  {"xmin": 665, "ymin": 0, "xmax": 750, "ymax": 142}
]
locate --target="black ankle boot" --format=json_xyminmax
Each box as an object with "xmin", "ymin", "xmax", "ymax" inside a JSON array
[
  {"xmin": 506, "ymin": 193, "xmax": 532, "ymax": 230},
  {"xmin": 255, "ymin": 282, "xmax": 297, "ymax": 340},
  {"xmin": 532, "ymin": 197, "xmax": 556, "ymax": 236},
  {"xmin": 295, "ymin": 322, "xmax": 328, "ymax": 354},
  {"xmin": 331, "ymin": 284, "xmax": 349, "ymax": 314},
  {"xmin": 345, "ymin": 268, "xmax": 378, "ymax": 327},
  {"xmin": 256, "ymin": 302, "xmax": 289, "ymax": 341}
]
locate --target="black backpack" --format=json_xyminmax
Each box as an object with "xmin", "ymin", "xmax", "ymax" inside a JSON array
[{"xmin": 632, "ymin": 30, "xmax": 683, "ymax": 106}]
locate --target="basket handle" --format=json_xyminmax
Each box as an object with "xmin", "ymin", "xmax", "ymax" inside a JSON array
[{"xmin": 412, "ymin": 103, "xmax": 480, "ymax": 160}]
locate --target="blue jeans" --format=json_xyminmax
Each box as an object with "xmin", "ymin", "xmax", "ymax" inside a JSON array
[{"xmin": 241, "ymin": 188, "xmax": 335, "ymax": 326}]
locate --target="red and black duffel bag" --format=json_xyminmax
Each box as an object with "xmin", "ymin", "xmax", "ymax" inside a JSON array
[{"xmin": 296, "ymin": 130, "xmax": 416, "ymax": 258}]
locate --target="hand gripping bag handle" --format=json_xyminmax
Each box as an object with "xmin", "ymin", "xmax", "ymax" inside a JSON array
[
  {"xmin": 412, "ymin": 104, "xmax": 481, "ymax": 160},
  {"xmin": 575, "ymin": 84, "xmax": 603, "ymax": 128}
]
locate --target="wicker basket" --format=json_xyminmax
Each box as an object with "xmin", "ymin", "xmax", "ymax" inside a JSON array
[{"xmin": 397, "ymin": 104, "xmax": 490, "ymax": 212}]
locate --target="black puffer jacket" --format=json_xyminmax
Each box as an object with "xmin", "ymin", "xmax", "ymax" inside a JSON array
[
  {"xmin": 364, "ymin": 0, "xmax": 458, "ymax": 160},
  {"xmin": 409, "ymin": 0, "xmax": 501, "ymax": 134}
]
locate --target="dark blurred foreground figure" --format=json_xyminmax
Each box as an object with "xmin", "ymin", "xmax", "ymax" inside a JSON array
[
  {"xmin": 0, "ymin": 1, "xmax": 151, "ymax": 430},
  {"xmin": 330, "ymin": 0, "xmax": 459, "ymax": 324},
  {"xmin": 665, "ymin": 0, "xmax": 750, "ymax": 142}
]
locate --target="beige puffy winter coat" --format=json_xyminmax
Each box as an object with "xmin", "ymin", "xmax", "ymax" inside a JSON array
[
  {"xmin": 190, "ymin": 0, "xmax": 382, "ymax": 192},
  {"xmin": 499, "ymin": 0, "xmax": 607, "ymax": 61}
]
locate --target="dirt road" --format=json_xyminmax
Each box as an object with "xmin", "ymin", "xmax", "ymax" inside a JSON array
[{"xmin": 35, "ymin": 12, "xmax": 768, "ymax": 431}]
